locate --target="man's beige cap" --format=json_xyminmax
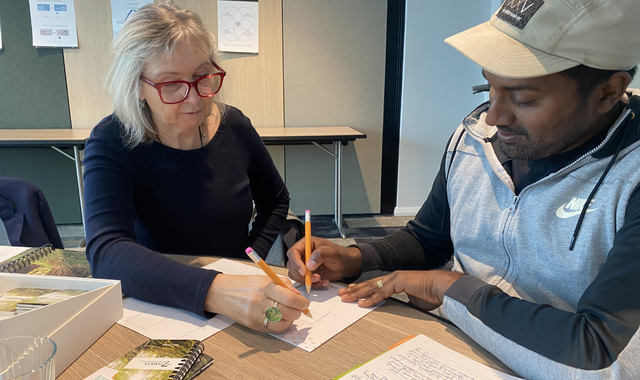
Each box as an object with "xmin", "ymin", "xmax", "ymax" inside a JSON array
[{"xmin": 445, "ymin": 0, "xmax": 640, "ymax": 78}]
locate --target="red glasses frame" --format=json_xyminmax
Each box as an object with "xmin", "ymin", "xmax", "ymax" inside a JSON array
[{"xmin": 139, "ymin": 61, "xmax": 226, "ymax": 104}]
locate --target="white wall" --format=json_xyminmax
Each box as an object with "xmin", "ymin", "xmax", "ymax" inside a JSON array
[
  {"xmin": 282, "ymin": 0, "xmax": 387, "ymax": 215},
  {"xmin": 395, "ymin": 0, "xmax": 493, "ymax": 216}
]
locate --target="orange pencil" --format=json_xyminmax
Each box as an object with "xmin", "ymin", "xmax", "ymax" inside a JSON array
[
  {"xmin": 305, "ymin": 209, "xmax": 312, "ymax": 293},
  {"xmin": 245, "ymin": 247, "xmax": 312, "ymax": 319}
]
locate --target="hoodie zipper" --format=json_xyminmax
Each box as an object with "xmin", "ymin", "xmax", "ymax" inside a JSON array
[{"xmin": 462, "ymin": 107, "xmax": 632, "ymax": 281}]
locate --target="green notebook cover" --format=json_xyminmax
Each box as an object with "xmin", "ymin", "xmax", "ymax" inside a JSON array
[
  {"xmin": 100, "ymin": 341, "xmax": 212, "ymax": 380},
  {"xmin": 0, "ymin": 245, "xmax": 91, "ymax": 277},
  {"xmin": 113, "ymin": 340, "xmax": 206, "ymax": 380}
]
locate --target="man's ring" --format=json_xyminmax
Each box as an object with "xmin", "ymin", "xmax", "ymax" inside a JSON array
[
  {"xmin": 376, "ymin": 279, "xmax": 383, "ymax": 289},
  {"xmin": 265, "ymin": 301, "xmax": 283, "ymax": 323}
]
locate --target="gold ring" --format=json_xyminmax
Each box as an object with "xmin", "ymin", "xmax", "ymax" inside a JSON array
[{"xmin": 376, "ymin": 279, "xmax": 383, "ymax": 289}]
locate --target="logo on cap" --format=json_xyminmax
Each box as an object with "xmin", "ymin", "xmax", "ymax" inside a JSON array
[{"xmin": 497, "ymin": 0, "xmax": 544, "ymax": 29}]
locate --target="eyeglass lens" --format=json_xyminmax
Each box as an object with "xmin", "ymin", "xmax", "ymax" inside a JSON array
[{"xmin": 161, "ymin": 75, "xmax": 222, "ymax": 103}]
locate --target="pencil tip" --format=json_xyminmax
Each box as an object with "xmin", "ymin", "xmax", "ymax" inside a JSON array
[
  {"xmin": 305, "ymin": 310, "xmax": 313, "ymax": 319},
  {"xmin": 305, "ymin": 284, "xmax": 311, "ymax": 293}
]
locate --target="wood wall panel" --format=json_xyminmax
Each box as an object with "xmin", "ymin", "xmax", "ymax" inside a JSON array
[{"xmin": 63, "ymin": 0, "xmax": 113, "ymax": 129}]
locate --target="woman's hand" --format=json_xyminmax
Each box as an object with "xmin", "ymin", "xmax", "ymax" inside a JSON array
[
  {"xmin": 338, "ymin": 270, "xmax": 465, "ymax": 309},
  {"xmin": 204, "ymin": 274, "xmax": 310, "ymax": 333},
  {"xmin": 286, "ymin": 236, "xmax": 362, "ymax": 288}
]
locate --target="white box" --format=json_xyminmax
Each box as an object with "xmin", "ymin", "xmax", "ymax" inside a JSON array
[{"xmin": 0, "ymin": 273, "xmax": 122, "ymax": 376}]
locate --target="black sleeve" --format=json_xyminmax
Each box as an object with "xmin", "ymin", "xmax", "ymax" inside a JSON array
[
  {"xmin": 359, "ymin": 145, "xmax": 454, "ymax": 272},
  {"xmin": 83, "ymin": 122, "xmax": 218, "ymax": 318}
]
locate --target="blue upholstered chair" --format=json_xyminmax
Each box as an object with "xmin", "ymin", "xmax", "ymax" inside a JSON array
[{"xmin": 0, "ymin": 177, "xmax": 64, "ymax": 249}]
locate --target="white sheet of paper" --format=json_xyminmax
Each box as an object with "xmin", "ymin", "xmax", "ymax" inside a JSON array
[
  {"xmin": 207, "ymin": 259, "xmax": 381, "ymax": 351},
  {"xmin": 83, "ymin": 367, "xmax": 117, "ymax": 380},
  {"xmin": 117, "ymin": 258, "xmax": 379, "ymax": 347},
  {"xmin": 28, "ymin": 0, "xmax": 78, "ymax": 48},
  {"xmin": 117, "ymin": 258, "xmax": 262, "ymax": 340},
  {"xmin": 118, "ymin": 296, "xmax": 234, "ymax": 340},
  {"xmin": 273, "ymin": 282, "xmax": 380, "ymax": 352},
  {"xmin": 217, "ymin": 0, "xmax": 259, "ymax": 53},
  {"xmin": 0, "ymin": 246, "xmax": 29, "ymax": 263},
  {"xmin": 341, "ymin": 334, "xmax": 521, "ymax": 380}
]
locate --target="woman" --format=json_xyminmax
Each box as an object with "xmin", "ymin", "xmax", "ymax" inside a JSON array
[{"xmin": 83, "ymin": 3, "xmax": 308, "ymax": 332}]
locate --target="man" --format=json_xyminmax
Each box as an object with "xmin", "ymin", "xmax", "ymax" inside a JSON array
[{"xmin": 287, "ymin": 0, "xmax": 640, "ymax": 378}]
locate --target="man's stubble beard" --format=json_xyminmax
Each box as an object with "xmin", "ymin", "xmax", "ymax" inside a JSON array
[{"xmin": 498, "ymin": 102, "xmax": 589, "ymax": 160}]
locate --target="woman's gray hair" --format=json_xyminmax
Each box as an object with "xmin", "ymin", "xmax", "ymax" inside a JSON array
[{"xmin": 106, "ymin": 3, "xmax": 224, "ymax": 147}]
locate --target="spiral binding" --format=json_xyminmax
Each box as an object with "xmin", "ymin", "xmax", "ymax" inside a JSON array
[
  {"xmin": 168, "ymin": 341, "xmax": 205, "ymax": 380},
  {"xmin": 0, "ymin": 244, "xmax": 53, "ymax": 273}
]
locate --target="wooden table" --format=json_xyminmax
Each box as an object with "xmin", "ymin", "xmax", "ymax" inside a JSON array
[
  {"xmin": 0, "ymin": 129, "xmax": 93, "ymax": 227},
  {"xmin": 58, "ymin": 255, "xmax": 516, "ymax": 380},
  {"xmin": 0, "ymin": 127, "xmax": 366, "ymax": 238}
]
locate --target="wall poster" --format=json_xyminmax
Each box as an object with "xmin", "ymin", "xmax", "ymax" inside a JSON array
[
  {"xmin": 28, "ymin": 0, "xmax": 78, "ymax": 48},
  {"xmin": 217, "ymin": 0, "xmax": 259, "ymax": 54}
]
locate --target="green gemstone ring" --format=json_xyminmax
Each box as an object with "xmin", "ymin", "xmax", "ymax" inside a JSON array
[{"xmin": 265, "ymin": 301, "xmax": 283, "ymax": 322}]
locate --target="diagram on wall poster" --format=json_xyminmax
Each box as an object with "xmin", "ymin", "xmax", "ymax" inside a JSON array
[
  {"xmin": 217, "ymin": 0, "xmax": 259, "ymax": 54},
  {"xmin": 28, "ymin": 0, "xmax": 78, "ymax": 48}
]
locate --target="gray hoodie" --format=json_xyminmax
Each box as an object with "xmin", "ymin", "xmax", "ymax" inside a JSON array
[{"xmin": 360, "ymin": 90, "xmax": 640, "ymax": 379}]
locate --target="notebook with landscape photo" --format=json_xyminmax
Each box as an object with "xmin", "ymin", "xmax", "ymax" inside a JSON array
[
  {"xmin": 85, "ymin": 339, "xmax": 213, "ymax": 380},
  {"xmin": 113, "ymin": 340, "xmax": 206, "ymax": 380},
  {"xmin": 0, "ymin": 244, "xmax": 91, "ymax": 277}
]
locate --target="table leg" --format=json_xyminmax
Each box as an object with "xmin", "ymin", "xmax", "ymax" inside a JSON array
[
  {"xmin": 311, "ymin": 141, "xmax": 346, "ymax": 238},
  {"xmin": 73, "ymin": 146, "xmax": 86, "ymax": 229},
  {"xmin": 334, "ymin": 141, "xmax": 345, "ymax": 238}
]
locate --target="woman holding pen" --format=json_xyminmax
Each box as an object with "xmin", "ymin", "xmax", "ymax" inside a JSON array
[{"xmin": 83, "ymin": 3, "xmax": 308, "ymax": 332}]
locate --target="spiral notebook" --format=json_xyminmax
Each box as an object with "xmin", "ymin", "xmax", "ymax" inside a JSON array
[
  {"xmin": 112, "ymin": 340, "xmax": 206, "ymax": 380},
  {"xmin": 0, "ymin": 244, "xmax": 91, "ymax": 277},
  {"xmin": 85, "ymin": 339, "xmax": 213, "ymax": 380}
]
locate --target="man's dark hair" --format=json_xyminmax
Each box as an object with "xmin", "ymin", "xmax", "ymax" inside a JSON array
[{"xmin": 562, "ymin": 65, "xmax": 638, "ymax": 99}]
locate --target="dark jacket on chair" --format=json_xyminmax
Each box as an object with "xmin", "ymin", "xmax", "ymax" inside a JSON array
[{"xmin": 0, "ymin": 177, "xmax": 64, "ymax": 249}]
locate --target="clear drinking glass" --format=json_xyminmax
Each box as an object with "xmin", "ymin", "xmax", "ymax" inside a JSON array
[{"xmin": 0, "ymin": 336, "xmax": 56, "ymax": 380}]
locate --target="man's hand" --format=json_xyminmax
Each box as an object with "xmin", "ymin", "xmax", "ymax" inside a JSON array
[
  {"xmin": 338, "ymin": 270, "xmax": 465, "ymax": 309},
  {"xmin": 286, "ymin": 236, "xmax": 362, "ymax": 288}
]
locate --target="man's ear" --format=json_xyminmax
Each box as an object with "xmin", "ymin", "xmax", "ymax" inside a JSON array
[{"xmin": 596, "ymin": 71, "xmax": 632, "ymax": 114}]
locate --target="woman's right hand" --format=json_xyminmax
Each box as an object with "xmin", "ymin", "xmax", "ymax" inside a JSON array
[
  {"xmin": 204, "ymin": 274, "xmax": 309, "ymax": 333},
  {"xmin": 286, "ymin": 236, "xmax": 363, "ymax": 288}
]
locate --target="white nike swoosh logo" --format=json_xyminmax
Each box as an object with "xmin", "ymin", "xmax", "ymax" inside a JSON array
[{"xmin": 556, "ymin": 204, "xmax": 597, "ymax": 218}]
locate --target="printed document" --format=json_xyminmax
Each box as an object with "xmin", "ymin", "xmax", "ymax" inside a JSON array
[{"xmin": 341, "ymin": 334, "xmax": 522, "ymax": 380}]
